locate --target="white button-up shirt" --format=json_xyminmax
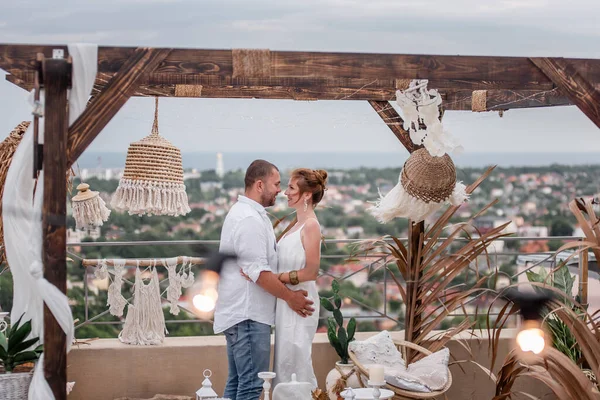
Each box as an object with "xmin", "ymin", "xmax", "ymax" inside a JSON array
[{"xmin": 213, "ymin": 195, "xmax": 278, "ymax": 334}]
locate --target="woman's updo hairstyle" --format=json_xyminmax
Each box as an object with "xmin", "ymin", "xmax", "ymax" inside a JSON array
[{"xmin": 291, "ymin": 168, "xmax": 328, "ymax": 206}]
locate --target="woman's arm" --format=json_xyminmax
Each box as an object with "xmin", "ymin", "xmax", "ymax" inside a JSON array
[{"xmin": 279, "ymin": 219, "xmax": 321, "ymax": 283}]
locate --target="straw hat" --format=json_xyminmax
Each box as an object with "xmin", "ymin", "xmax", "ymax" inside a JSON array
[
  {"xmin": 369, "ymin": 148, "xmax": 468, "ymax": 223},
  {"xmin": 71, "ymin": 183, "xmax": 111, "ymax": 230},
  {"xmin": 401, "ymin": 148, "xmax": 456, "ymax": 203},
  {"xmin": 111, "ymin": 98, "xmax": 191, "ymax": 216}
]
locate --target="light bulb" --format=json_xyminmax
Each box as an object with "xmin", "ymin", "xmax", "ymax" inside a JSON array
[
  {"xmin": 192, "ymin": 288, "xmax": 219, "ymax": 313},
  {"xmin": 516, "ymin": 320, "xmax": 546, "ymax": 355}
]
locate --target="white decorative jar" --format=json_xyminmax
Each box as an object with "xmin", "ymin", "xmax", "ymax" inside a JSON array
[{"xmin": 325, "ymin": 362, "xmax": 361, "ymax": 400}]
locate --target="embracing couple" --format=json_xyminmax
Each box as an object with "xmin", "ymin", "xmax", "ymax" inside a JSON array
[{"xmin": 213, "ymin": 159, "xmax": 328, "ymax": 400}]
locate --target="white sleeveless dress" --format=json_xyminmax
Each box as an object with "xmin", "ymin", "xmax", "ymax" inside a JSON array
[{"xmin": 274, "ymin": 222, "xmax": 320, "ymax": 389}]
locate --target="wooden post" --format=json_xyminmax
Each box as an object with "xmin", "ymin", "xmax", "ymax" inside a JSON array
[{"xmin": 42, "ymin": 56, "xmax": 71, "ymax": 400}]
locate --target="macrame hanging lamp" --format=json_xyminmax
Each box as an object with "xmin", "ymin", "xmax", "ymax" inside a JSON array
[
  {"xmin": 111, "ymin": 97, "xmax": 191, "ymax": 216},
  {"xmin": 71, "ymin": 182, "xmax": 111, "ymax": 230}
]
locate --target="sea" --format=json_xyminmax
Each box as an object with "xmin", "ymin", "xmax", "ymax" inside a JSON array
[{"xmin": 77, "ymin": 152, "xmax": 600, "ymax": 172}]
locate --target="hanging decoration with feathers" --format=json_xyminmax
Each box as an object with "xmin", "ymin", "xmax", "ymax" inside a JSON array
[
  {"xmin": 396, "ymin": 80, "xmax": 463, "ymax": 157},
  {"xmin": 369, "ymin": 148, "xmax": 467, "ymax": 223},
  {"xmin": 111, "ymin": 97, "xmax": 191, "ymax": 217},
  {"xmin": 369, "ymin": 80, "xmax": 468, "ymax": 223}
]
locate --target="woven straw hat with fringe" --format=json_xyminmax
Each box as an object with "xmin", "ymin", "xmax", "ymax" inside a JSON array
[
  {"xmin": 369, "ymin": 148, "xmax": 468, "ymax": 223},
  {"xmin": 0, "ymin": 121, "xmax": 30, "ymax": 265},
  {"xmin": 111, "ymin": 98, "xmax": 191, "ymax": 216},
  {"xmin": 71, "ymin": 182, "xmax": 111, "ymax": 230},
  {"xmin": 401, "ymin": 148, "xmax": 456, "ymax": 203}
]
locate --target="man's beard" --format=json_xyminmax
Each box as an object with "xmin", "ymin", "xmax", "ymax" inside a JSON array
[{"xmin": 260, "ymin": 192, "xmax": 276, "ymax": 207}]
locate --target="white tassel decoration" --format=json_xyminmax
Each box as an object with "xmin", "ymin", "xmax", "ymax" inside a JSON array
[
  {"xmin": 71, "ymin": 183, "xmax": 111, "ymax": 230},
  {"xmin": 110, "ymin": 179, "xmax": 191, "ymax": 217}
]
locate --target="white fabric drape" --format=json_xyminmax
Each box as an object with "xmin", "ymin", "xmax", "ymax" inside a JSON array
[{"xmin": 2, "ymin": 43, "xmax": 98, "ymax": 399}]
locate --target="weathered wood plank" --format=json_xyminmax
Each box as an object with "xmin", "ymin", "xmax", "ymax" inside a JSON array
[
  {"xmin": 5, "ymin": 70, "xmax": 578, "ymax": 109},
  {"xmin": 4, "ymin": 44, "xmax": 600, "ymax": 85},
  {"xmin": 42, "ymin": 57, "xmax": 70, "ymax": 400},
  {"xmin": 531, "ymin": 57, "xmax": 600, "ymax": 128},
  {"xmin": 369, "ymin": 100, "xmax": 418, "ymax": 152},
  {"xmin": 66, "ymin": 48, "xmax": 171, "ymax": 166},
  {"xmin": 445, "ymin": 88, "xmax": 572, "ymax": 110}
]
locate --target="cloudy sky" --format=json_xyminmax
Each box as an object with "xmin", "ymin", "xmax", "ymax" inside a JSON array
[{"xmin": 0, "ymin": 0, "xmax": 599, "ymax": 158}]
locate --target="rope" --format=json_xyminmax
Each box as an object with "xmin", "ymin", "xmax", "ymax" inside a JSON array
[{"xmin": 331, "ymin": 364, "xmax": 359, "ymax": 396}]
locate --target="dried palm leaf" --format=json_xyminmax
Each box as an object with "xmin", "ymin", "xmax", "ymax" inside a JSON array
[{"xmin": 356, "ymin": 166, "xmax": 509, "ymax": 361}]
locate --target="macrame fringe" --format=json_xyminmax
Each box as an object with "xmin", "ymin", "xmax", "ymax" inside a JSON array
[
  {"xmin": 369, "ymin": 181, "xmax": 469, "ymax": 224},
  {"xmin": 111, "ymin": 179, "xmax": 191, "ymax": 217},
  {"xmin": 72, "ymin": 196, "xmax": 111, "ymax": 230},
  {"xmin": 107, "ymin": 260, "xmax": 127, "ymax": 317},
  {"xmin": 165, "ymin": 257, "xmax": 194, "ymax": 315},
  {"xmin": 119, "ymin": 267, "xmax": 166, "ymax": 346}
]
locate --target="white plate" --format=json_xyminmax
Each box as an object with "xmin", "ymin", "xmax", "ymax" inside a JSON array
[{"xmin": 340, "ymin": 388, "xmax": 395, "ymax": 399}]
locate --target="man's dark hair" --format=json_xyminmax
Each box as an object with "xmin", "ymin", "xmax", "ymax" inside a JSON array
[{"xmin": 244, "ymin": 159, "xmax": 278, "ymax": 189}]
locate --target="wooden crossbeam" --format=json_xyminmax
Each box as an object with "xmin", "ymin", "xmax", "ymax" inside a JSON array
[
  {"xmin": 4, "ymin": 44, "xmax": 600, "ymax": 85},
  {"xmin": 5, "ymin": 70, "xmax": 575, "ymax": 109},
  {"xmin": 66, "ymin": 48, "xmax": 171, "ymax": 166},
  {"xmin": 531, "ymin": 57, "xmax": 600, "ymax": 129}
]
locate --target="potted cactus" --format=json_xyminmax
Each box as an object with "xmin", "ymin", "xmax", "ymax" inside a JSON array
[
  {"xmin": 0, "ymin": 314, "xmax": 43, "ymax": 399},
  {"xmin": 320, "ymin": 280, "xmax": 359, "ymax": 400}
]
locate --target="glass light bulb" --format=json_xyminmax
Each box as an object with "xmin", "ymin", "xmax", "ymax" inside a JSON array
[
  {"xmin": 516, "ymin": 321, "xmax": 546, "ymax": 354},
  {"xmin": 192, "ymin": 288, "xmax": 219, "ymax": 313}
]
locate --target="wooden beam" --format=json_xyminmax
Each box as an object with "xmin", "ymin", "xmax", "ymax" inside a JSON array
[
  {"xmin": 531, "ymin": 57, "xmax": 600, "ymax": 128},
  {"xmin": 6, "ymin": 70, "xmax": 577, "ymax": 108},
  {"xmin": 368, "ymin": 100, "xmax": 418, "ymax": 152},
  {"xmin": 4, "ymin": 44, "xmax": 600, "ymax": 86},
  {"xmin": 42, "ymin": 56, "xmax": 70, "ymax": 400},
  {"xmin": 66, "ymin": 48, "xmax": 171, "ymax": 166}
]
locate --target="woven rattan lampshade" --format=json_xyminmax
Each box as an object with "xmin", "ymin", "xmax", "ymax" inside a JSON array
[
  {"xmin": 401, "ymin": 148, "xmax": 456, "ymax": 204},
  {"xmin": 111, "ymin": 98, "xmax": 191, "ymax": 216}
]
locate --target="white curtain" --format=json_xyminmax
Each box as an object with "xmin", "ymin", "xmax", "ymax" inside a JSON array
[{"xmin": 2, "ymin": 43, "xmax": 98, "ymax": 399}]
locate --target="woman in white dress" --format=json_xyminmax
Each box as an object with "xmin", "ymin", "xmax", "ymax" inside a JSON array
[{"xmin": 273, "ymin": 168, "xmax": 328, "ymax": 389}]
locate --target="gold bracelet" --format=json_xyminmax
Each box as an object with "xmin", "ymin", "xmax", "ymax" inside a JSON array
[
  {"xmin": 289, "ymin": 270, "xmax": 299, "ymax": 285},
  {"xmin": 278, "ymin": 272, "xmax": 284, "ymax": 282}
]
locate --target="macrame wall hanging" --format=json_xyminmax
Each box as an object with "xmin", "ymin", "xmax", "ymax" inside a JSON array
[
  {"xmin": 71, "ymin": 182, "xmax": 111, "ymax": 230},
  {"xmin": 119, "ymin": 264, "xmax": 166, "ymax": 346},
  {"xmin": 369, "ymin": 80, "xmax": 468, "ymax": 223},
  {"xmin": 111, "ymin": 97, "xmax": 191, "ymax": 217},
  {"xmin": 85, "ymin": 256, "xmax": 202, "ymax": 345}
]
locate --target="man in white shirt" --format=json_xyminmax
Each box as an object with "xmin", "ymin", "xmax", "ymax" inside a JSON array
[{"xmin": 214, "ymin": 159, "xmax": 314, "ymax": 400}]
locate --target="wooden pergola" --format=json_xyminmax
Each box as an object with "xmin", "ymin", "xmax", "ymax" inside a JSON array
[{"xmin": 1, "ymin": 44, "xmax": 599, "ymax": 399}]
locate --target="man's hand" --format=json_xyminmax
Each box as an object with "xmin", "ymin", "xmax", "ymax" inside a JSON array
[{"xmin": 286, "ymin": 290, "xmax": 315, "ymax": 318}]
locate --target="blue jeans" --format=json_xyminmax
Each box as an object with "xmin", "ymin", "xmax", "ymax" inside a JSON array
[{"xmin": 223, "ymin": 320, "xmax": 271, "ymax": 400}]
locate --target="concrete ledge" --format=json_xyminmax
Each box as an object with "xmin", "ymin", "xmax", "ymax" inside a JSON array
[{"xmin": 67, "ymin": 330, "xmax": 555, "ymax": 400}]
